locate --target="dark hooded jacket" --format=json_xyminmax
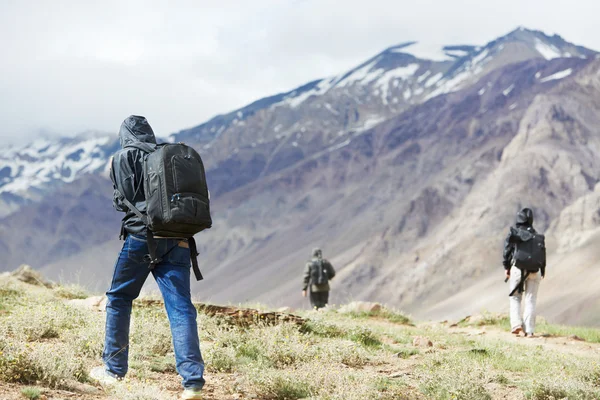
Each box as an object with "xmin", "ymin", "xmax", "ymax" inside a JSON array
[
  {"xmin": 110, "ymin": 115, "xmax": 157, "ymax": 236},
  {"xmin": 502, "ymin": 208, "xmax": 545, "ymax": 276}
]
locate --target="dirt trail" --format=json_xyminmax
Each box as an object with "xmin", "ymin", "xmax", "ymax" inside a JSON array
[{"xmin": 451, "ymin": 324, "xmax": 600, "ymax": 357}]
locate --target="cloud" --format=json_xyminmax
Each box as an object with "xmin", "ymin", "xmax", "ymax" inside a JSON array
[{"xmin": 1, "ymin": 0, "xmax": 599, "ymax": 144}]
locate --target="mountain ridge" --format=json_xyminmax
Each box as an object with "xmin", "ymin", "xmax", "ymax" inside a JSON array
[{"xmin": 3, "ymin": 27, "xmax": 600, "ymax": 325}]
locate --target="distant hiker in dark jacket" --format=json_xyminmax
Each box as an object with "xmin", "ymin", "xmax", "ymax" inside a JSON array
[
  {"xmin": 302, "ymin": 248, "xmax": 336, "ymax": 309},
  {"xmin": 503, "ymin": 208, "xmax": 546, "ymax": 338},
  {"xmin": 90, "ymin": 116, "xmax": 204, "ymax": 400}
]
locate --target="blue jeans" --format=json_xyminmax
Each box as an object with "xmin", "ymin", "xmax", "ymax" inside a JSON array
[{"xmin": 102, "ymin": 234, "xmax": 205, "ymax": 389}]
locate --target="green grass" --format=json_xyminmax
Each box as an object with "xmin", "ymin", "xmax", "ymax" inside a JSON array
[
  {"xmin": 3, "ymin": 273, "xmax": 600, "ymax": 399},
  {"xmin": 344, "ymin": 307, "xmax": 412, "ymax": 325},
  {"xmin": 20, "ymin": 386, "xmax": 41, "ymax": 400},
  {"xmin": 535, "ymin": 323, "xmax": 600, "ymax": 343}
]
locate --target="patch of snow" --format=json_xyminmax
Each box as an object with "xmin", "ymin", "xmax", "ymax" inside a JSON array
[
  {"xmin": 274, "ymin": 124, "xmax": 282, "ymax": 133},
  {"xmin": 445, "ymin": 49, "xmax": 469, "ymax": 58},
  {"xmin": 237, "ymin": 111, "xmax": 243, "ymax": 118},
  {"xmin": 392, "ymin": 42, "xmax": 453, "ymax": 61},
  {"xmin": 509, "ymin": 103, "xmax": 518, "ymax": 110},
  {"xmin": 425, "ymin": 69, "xmax": 471, "ymax": 100},
  {"xmin": 471, "ymin": 49, "xmax": 489, "ymax": 66},
  {"xmin": 336, "ymin": 60, "xmax": 378, "ymax": 88},
  {"xmin": 374, "ymin": 64, "xmax": 419, "ymax": 104},
  {"xmin": 534, "ymin": 38, "xmax": 563, "ymax": 60},
  {"xmin": 424, "ymin": 72, "xmax": 443, "ymax": 88},
  {"xmin": 324, "ymin": 103, "xmax": 339, "ymax": 115},
  {"xmin": 478, "ymin": 88, "xmax": 486, "ymax": 96},
  {"xmin": 539, "ymin": 68, "xmax": 573, "ymax": 83},
  {"xmin": 327, "ymin": 139, "xmax": 351, "ymax": 152},
  {"xmin": 417, "ymin": 71, "xmax": 431, "ymax": 83},
  {"xmin": 403, "ymin": 88, "xmax": 412, "ymax": 100},
  {"xmin": 283, "ymin": 78, "xmax": 335, "ymax": 108},
  {"xmin": 503, "ymin": 84, "xmax": 515, "ymax": 96},
  {"xmin": 292, "ymin": 142, "xmax": 298, "ymax": 147},
  {"xmin": 535, "ymin": 72, "xmax": 541, "ymax": 79},
  {"xmin": 357, "ymin": 116, "xmax": 385, "ymax": 132}
]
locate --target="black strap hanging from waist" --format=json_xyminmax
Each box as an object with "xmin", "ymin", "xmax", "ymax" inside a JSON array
[
  {"xmin": 189, "ymin": 237, "xmax": 203, "ymax": 281},
  {"xmin": 144, "ymin": 230, "xmax": 162, "ymax": 270},
  {"xmin": 509, "ymin": 270, "xmax": 530, "ymax": 297}
]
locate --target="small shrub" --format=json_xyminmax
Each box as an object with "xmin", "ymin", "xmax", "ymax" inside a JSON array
[
  {"xmin": 207, "ymin": 347, "xmax": 237, "ymax": 373},
  {"xmin": 395, "ymin": 348, "xmax": 419, "ymax": 359},
  {"xmin": 344, "ymin": 307, "xmax": 412, "ymax": 325},
  {"xmin": 347, "ymin": 327, "xmax": 381, "ymax": 348},
  {"xmin": 250, "ymin": 371, "xmax": 314, "ymax": 400},
  {"xmin": 300, "ymin": 319, "xmax": 345, "ymax": 338},
  {"xmin": 20, "ymin": 386, "xmax": 41, "ymax": 400},
  {"xmin": 0, "ymin": 340, "xmax": 88, "ymax": 387},
  {"xmin": 528, "ymin": 384, "xmax": 569, "ymax": 400},
  {"xmin": 149, "ymin": 356, "xmax": 176, "ymax": 373}
]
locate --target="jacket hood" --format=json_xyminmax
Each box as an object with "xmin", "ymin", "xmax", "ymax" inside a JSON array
[
  {"xmin": 312, "ymin": 248, "xmax": 322, "ymax": 258},
  {"xmin": 119, "ymin": 115, "xmax": 157, "ymax": 148},
  {"xmin": 516, "ymin": 208, "xmax": 534, "ymax": 226}
]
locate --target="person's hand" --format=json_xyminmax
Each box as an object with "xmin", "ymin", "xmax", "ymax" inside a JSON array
[
  {"xmin": 505, "ymin": 270, "xmax": 510, "ymax": 281},
  {"xmin": 302, "ymin": 290, "xmax": 307, "ymax": 297}
]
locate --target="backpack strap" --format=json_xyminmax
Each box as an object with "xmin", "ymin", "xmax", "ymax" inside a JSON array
[
  {"xmin": 188, "ymin": 237, "xmax": 203, "ymax": 281},
  {"xmin": 115, "ymin": 189, "xmax": 148, "ymax": 225},
  {"xmin": 114, "ymin": 189, "xmax": 162, "ymax": 269}
]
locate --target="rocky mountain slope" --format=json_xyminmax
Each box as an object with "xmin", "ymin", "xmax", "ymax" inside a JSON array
[{"xmin": 3, "ymin": 28, "xmax": 600, "ymax": 325}]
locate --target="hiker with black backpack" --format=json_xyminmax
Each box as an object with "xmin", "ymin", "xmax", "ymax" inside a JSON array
[
  {"xmin": 90, "ymin": 116, "xmax": 211, "ymax": 400},
  {"xmin": 503, "ymin": 208, "xmax": 546, "ymax": 338},
  {"xmin": 302, "ymin": 248, "xmax": 336, "ymax": 309}
]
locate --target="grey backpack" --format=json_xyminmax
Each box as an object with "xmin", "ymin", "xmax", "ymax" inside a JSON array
[{"xmin": 116, "ymin": 142, "xmax": 212, "ymax": 280}]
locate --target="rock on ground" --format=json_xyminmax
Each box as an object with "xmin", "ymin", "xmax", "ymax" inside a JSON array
[
  {"xmin": 412, "ymin": 336, "xmax": 433, "ymax": 347},
  {"xmin": 10, "ymin": 264, "xmax": 54, "ymax": 288},
  {"xmin": 338, "ymin": 301, "xmax": 383, "ymax": 314},
  {"xmin": 67, "ymin": 296, "xmax": 108, "ymax": 311}
]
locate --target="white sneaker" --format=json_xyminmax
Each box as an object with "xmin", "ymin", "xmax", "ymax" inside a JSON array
[
  {"xmin": 89, "ymin": 366, "xmax": 121, "ymax": 385},
  {"xmin": 181, "ymin": 388, "xmax": 203, "ymax": 399}
]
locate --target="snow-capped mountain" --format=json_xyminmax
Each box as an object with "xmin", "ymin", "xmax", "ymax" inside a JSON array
[
  {"xmin": 173, "ymin": 28, "xmax": 595, "ymax": 153},
  {"xmin": 1, "ymin": 28, "xmax": 595, "ymax": 218},
  {"xmin": 0, "ymin": 132, "xmax": 117, "ymax": 216}
]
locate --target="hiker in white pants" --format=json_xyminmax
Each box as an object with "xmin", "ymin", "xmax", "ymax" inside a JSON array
[
  {"xmin": 503, "ymin": 208, "xmax": 546, "ymax": 337},
  {"xmin": 508, "ymin": 266, "xmax": 542, "ymax": 335}
]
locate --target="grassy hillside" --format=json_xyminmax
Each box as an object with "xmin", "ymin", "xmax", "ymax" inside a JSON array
[{"xmin": 1, "ymin": 273, "xmax": 600, "ymax": 400}]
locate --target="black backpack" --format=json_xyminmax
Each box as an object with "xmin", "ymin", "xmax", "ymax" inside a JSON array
[
  {"xmin": 311, "ymin": 259, "xmax": 329, "ymax": 286},
  {"xmin": 116, "ymin": 142, "xmax": 212, "ymax": 280},
  {"xmin": 513, "ymin": 228, "xmax": 546, "ymax": 272}
]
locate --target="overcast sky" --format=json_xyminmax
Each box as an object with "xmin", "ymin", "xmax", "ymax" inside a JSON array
[{"xmin": 1, "ymin": 0, "xmax": 600, "ymax": 145}]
